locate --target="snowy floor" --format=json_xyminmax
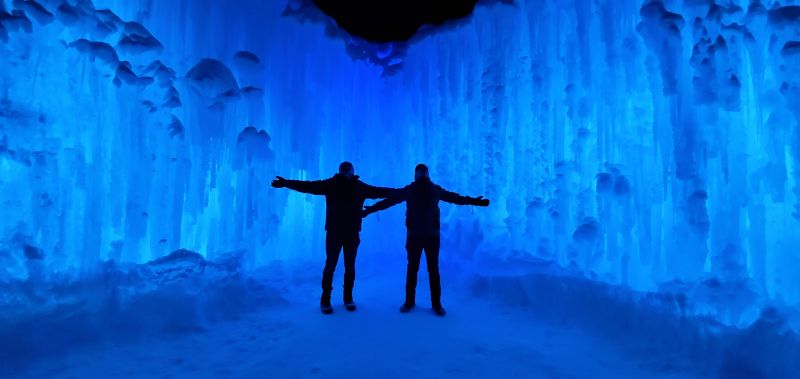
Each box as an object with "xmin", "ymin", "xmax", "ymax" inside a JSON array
[{"xmin": 9, "ymin": 259, "xmax": 707, "ymax": 379}]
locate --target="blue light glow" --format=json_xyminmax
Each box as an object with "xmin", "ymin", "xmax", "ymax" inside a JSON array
[{"xmin": 1, "ymin": 0, "xmax": 799, "ymax": 377}]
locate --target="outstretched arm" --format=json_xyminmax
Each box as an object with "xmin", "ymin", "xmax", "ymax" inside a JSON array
[
  {"xmin": 439, "ymin": 187, "xmax": 490, "ymax": 206},
  {"xmin": 363, "ymin": 187, "xmax": 409, "ymax": 217},
  {"xmin": 271, "ymin": 176, "xmax": 328, "ymax": 195},
  {"xmin": 361, "ymin": 182, "xmax": 396, "ymax": 199}
]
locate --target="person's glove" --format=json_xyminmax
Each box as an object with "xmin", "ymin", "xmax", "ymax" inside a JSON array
[
  {"xmin": 473, "ymin": 196, "xmax": 490, "ymax": 207},
  {"xmin": 271, "ymin": 176, "xmax": 287, "ymax": 188}
]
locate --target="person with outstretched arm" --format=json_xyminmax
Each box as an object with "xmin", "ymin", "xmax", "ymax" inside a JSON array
[
  {"xmin": 362, "ymin": 164, "xmax": 489, "ymax": 316},
  {"xmin": 272, "ymin": 161, "xmax": 393, "ymax": 314}
]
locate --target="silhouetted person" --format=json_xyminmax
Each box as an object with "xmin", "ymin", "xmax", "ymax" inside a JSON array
[
  {"xmin": 272, "ymin": 162, "xmax": 392, "ymax": 314},
  {"xmin": 362, "ymin": 164, "xmax": 489, "ymax": 316}
]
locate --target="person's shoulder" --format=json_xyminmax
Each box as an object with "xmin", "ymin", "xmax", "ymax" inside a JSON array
[{"xmin": 318, "ymin": 177, "xmax": 337, "ymax": 187}]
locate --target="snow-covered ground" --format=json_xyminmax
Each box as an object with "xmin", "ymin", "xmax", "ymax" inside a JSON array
[{"xmin": 6, "ymin": 259, "xmax": 708, "ymax": 379}]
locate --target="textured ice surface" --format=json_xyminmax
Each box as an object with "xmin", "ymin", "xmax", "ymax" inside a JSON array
[
  {"xmin": 0, "ymin": 247, "xmax": 282, "ymax": 372},
  {"xmin": 1, "ymin": 0, "xmax": 799, "ymax": 337}
]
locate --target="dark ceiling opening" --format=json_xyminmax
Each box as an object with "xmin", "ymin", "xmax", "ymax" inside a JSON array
[{"xmin": 311, "ymin": 0, "xmax": 481, "ymax": 42}]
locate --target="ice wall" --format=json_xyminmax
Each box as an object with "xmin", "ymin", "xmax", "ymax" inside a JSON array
[{"xmin": 1, "ymin": 0, "xmax": 799, "ymax": 326}]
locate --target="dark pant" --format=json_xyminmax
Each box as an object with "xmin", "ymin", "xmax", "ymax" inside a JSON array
[
  {"xmin": 322, "ymin": 231, "xmax": 360, "ymax": 302},
  {"xmin": 405, "ymin": 233, "xmax": 441, "ymax": 307}
]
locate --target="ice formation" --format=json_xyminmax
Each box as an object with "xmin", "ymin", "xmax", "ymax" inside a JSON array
[{"xmin": 1, "ymin": 0, "xmax": 799, "ymax": 364}]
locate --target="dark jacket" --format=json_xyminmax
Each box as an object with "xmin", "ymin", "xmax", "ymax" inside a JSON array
[
  {"xmin": 284, "ymin": 174, "xmax": 392, "ymax": 233},
  {"xmin": 366, "ymin": 177, "xmax": 484, "ymax": 236}
]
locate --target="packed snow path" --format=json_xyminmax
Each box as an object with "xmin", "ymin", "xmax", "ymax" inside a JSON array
[{"xmin": 14, "ymin": 265, "xmax": 703, "ymax": 379}]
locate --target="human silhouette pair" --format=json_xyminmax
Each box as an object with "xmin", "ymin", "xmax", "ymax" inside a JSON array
[{"xmin": 272, "ymin": 162, "xmax": 489, "ymax": 316}]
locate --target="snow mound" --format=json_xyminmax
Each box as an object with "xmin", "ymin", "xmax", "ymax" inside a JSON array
[{"xmin": 0, "ymin": 249, "xmax": 284, "ymax": 374}]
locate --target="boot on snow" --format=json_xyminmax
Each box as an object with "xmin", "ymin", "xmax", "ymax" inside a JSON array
[
  {"xmin": 399, "ymin": 303, "xmax": 415, "ymax": 313},
  {"xmin": 320, "ymin": 295, "xmax": 333, "ymax": 315}
]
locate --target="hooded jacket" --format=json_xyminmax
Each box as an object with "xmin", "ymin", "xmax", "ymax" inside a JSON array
[
  {"xmin": 283, "ymin": 174, "xmax": 392, "ymax": 233},
  {"xmin": 365, "ymin": 177, "xmax": 485, "ymax": 236}
]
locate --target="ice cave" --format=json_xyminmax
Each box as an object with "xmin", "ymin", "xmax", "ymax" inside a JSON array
[{"xmin": 0, "ymin": 0, "xmax": 798, "ymax": 378}]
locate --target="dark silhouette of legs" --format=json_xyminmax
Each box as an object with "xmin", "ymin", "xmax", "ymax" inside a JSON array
[
  {"xmin": 423, "ymin": 235, "xmax": 441, "ymax": 308},
  {"xmin": 404, "ymin": 233, "xmax": 442, "ymax": 313},
  {"xmin": 322, "ymin": 232, "xmax": 344, "ymax": 308},
  {"xmin": 322, "ymin": 231, "xmax": 360, "ymax": 313},
  {"xmin": 342, "ymin": 233, "xmax": 360, "ymax": 306},
  {"xmin": 404, "ymin": 235, "xmax": 424, "ymax": 307}
]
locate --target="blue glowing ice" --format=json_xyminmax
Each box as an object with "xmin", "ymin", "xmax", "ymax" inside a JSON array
[{"xmin": 1, "ymin": 0, "xmax": 799, "ymax": 336}]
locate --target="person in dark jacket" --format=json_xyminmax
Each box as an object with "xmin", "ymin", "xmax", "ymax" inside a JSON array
[
  {"xmin": 272, "ymin": 161, "xmax": 392, "ymax": 314},
  {"xmin": 362, "ymin": 164, "xmax": 489, "ymax": 316}
]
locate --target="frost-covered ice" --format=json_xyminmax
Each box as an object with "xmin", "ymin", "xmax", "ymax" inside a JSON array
[
  {"xmin": 0, "ymin": 261, "xmax": 721, "ymax": 379},
  {"xmin": 3, "ymin": 256, "xmax": 797, "ymax": 378},
  {"xmin": 1, "ymin": 0, "xmax": 800, "ymax": 377}
]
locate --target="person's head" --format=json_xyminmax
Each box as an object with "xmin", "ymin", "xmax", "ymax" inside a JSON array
[
  {"xmin": 339, "ymin": 161, "xmax": 355, "ymax": 178},
  {"xmin": 415, "ymin": 163, "xmax": 429, "ymax": 180}
]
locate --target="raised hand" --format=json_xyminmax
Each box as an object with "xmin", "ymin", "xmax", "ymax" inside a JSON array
[
  {"xmin": 271, "ymin": 176, "xmax": 288, "ymax": 188},
  {"xmin": 474, "ymin": 196, "xmax": 490, "ymax": 207}
]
